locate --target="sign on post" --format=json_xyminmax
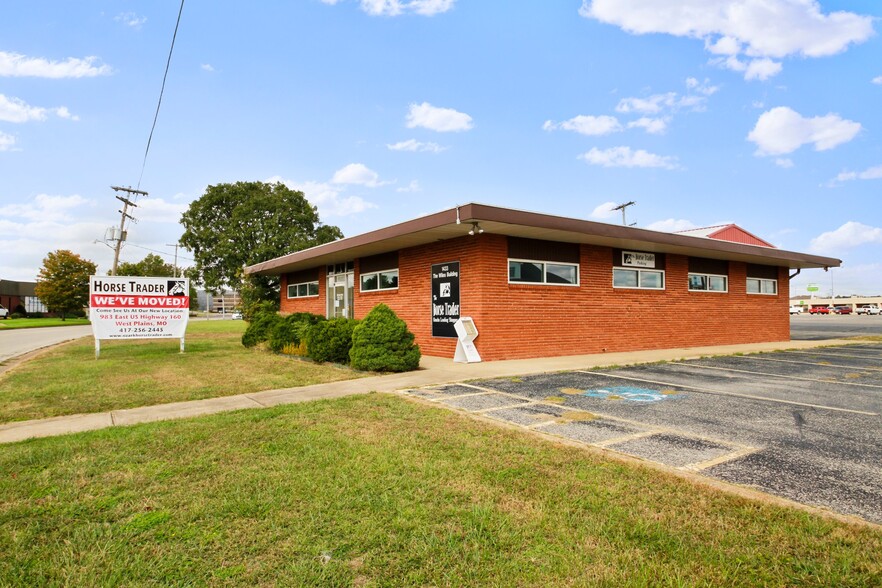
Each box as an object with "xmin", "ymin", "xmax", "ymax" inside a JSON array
[{"xmin": 89, "ymin": 276, "xmax": 190, "ymax": 358}]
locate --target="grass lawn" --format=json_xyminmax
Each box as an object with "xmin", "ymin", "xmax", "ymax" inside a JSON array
[
  {"xmin": 0, "ymin": 320, "xmax": 361, "ymax": 423},
  {"xmin": 0, "ymin": 394, "xmax": 879, "ymax": 586},
  {"xmin": 0, "ymin": 317, "xmax": 91, "ymax": 329}
]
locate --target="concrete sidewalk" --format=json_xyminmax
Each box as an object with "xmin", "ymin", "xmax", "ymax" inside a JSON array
[{"xmin": 0, "ymin": 338, "xmax": 855, "ymax": 444}]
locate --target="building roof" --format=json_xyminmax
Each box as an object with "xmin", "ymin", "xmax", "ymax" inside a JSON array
[
  {"xmin": 0, "ymin": 279, "xmax": 38, "ymax": 297},
  {"xmin": 245, "ymin": 203, "xmax": 841, "ymax": 276},
  {"xmin": 676, "ymin": 224, "xmax": 776, "ymax": 248}
]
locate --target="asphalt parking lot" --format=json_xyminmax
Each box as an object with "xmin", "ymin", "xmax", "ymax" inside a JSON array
[{"xmin": 403, "ymin": 342, "xmax": 882, "ymax": 525}]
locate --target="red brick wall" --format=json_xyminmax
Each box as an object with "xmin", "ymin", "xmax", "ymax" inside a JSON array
[
  {"xmin": 279, "ymin": 273, "xmax": 325, "ymax": 316},
  {"xmin": 279, "ymin": 235, "xmax": 791, "ymax": 361}
]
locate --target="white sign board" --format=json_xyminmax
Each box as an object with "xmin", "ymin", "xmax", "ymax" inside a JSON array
[
  {"xmin": 622, "ymin": 251, "xmax": 656, "ymax": 268},
  {"xmin": 453, "ymin": 317, "xmax": 481, "ymax": 363},
  {"xmin": 90, "ymin": 276, "xmax": 190, "ymax": 346}
]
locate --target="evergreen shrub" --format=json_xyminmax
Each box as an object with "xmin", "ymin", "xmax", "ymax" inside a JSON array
[
  {"xmin": 305, "ymin": 318, "xmax": 359, "ymax": 364},
  {"xmin": 241, "ymin": 308, "xmax": 283, "ymax": 348},
  {"xmin": 268, "ymin": 313, "xmax": 325, "ymax": 353},
  {"xmin": 349, "ymin": 304, "xmax": 420, "ymax": 372}
]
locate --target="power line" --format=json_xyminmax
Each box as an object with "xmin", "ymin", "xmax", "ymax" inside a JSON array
[
  {"xmin": 137, "ymin": 0, "xmax": 186, "ymax": 190},
  {"xmin": 124, "ymin": 242, "xmax": 194, "ymax": 263}
]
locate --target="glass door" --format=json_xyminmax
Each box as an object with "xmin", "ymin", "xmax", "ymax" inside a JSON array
[{"xmin": 326, "ymin": 263, "xmax": 354, "ymax": 319}]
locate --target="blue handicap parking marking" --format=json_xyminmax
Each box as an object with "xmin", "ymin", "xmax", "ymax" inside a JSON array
[{"xmin": 581, "ymin": 386, "xmax": 682, "ymax": 403}]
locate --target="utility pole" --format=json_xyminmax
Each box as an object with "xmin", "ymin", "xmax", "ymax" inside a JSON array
[
  {"xmin": 165, "ymin": 243, "xmax": 180, "ymax": 277},
  {"xmin": 110, "ymin": 186, "xmax": 148, "ymax": 275},
  {"xmin": 612, "ymin": 201, "xmax": 636, "ymax": 226}
]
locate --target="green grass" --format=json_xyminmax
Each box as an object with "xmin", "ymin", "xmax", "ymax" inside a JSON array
[
  {"xmin": 0, "ymin": 320, "xmax": 361, "ymax": 423},
  {"xmin": 0, "ymin": 394, "xmax": 879, "ymax": 586},
  {"xmin": 0, "ymin": 317, "xmax": 91, "ymax": 329}
]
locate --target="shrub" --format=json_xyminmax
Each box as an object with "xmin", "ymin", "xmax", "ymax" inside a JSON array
[
  {"xmin": 243, "ymin": 299, "xmax": 278, "ymax": 322},
  {"xmin": 12, "ymin": 304, "xmax": 27, "ymax": 317},
  {"xmin": 349, "ymin": 304, "xmax": 420, "ymax": 372},
  {"xmin": 268, "ymin": 313, "xmax": 324, "ymax": 353},
  {"xmin": 241, "ymin": 309, "xmax": 283, "ymax": 348},
  {"xmin": 305, "ymin": 318, "xmax": 359, "ymax": 364}
]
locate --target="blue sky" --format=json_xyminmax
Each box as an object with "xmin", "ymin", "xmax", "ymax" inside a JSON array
[{"xmin": 1, "ymin": 0, "xmax": 880, "ymax": 296}]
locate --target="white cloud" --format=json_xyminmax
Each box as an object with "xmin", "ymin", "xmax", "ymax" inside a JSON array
[
  {"xmin": 115, "ymin": 12, "xmax": 147, "ymax": 29},
  {"xmin": 616, "ymin": 93, "xmax": 676, "ymax": 114},
  {"xmin": 775, "ymin": 158, "xmax": 794, "ymax": 168},
  {"xmin": 330, "ymin": 163, "xmax": 391, "ymax": 187},
  {"xmin": 627, "ymin": 117, "xmax": 668, "ymax": 134},
  {"xmin": 267, "ymin": 176, "xmax": 377, "ymax": 217},
  {"xmin": 873, "ymin": 76, "xmax": 882, "ymax": 85},
  {"xmin": 406, "ymin": 102, "xmax": 473, "ymax": 132},
  {"xmin": 397, "ymin": 180, "xmax": 421, "ymax": 193},
  {"xmin": 0, "ymin": 51, "xmax": 111, "ymax": 78},
  {"xmin": 543, "ymin": 115, "xmax": 622, "ymax": 136},
  {"xmin": 827, "ymin": 164, "xmax": 882, "ymax": 186},
  {"xmin": 645, "ymin": 218, "xmax": 698, "ymax": 232},
  {"xmin": 386, "ymin": 139, "xmax": 446, "ymax": 153},
  {"xmin": 580, "ymin": 0, "xmax": 874, "ymax": 80},
  {"xmin": 0, "ymin": 131, "xmax": 16, "ymax": 151},
  {"xmin": 0, "ymin": 193, "xmax": 95, "ymax": 222},
  {"xmin": 747, "ymin": 106, "xmax": 861, "ymax": 156},
  {"xmin": 201, "ymin": 64, "xmax": 215, "ymax": 72},
  {"xmin": 358, "ymin": 0, "xmax": 454, "ymax": 16},
  {"xmin": 590, "ymin": 201, "xmax": 618, "ymax": 219},
  {"xmin": 0, "ymin": 94, "xmax": 78, "ymax": 123},
  {"xmin": 579, "ymin": 146, "xmax": 679, "ymax": 169},
  {"xmin": 136, "ymin": 198, "xmax": 188, "ymax": 223},
  {"xmin": 810, "ymin": 221, "xmax": 882, "ymax": 253}
]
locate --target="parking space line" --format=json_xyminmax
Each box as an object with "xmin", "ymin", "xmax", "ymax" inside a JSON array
[
  {"xmin": 574, "ymin": 370, "xmax": 878, "ymax": 416},
  {"xmin": 669, "ymin": 362, "xmax": 882, "ymax": 390},
  {"xmin": 591, "ymin": 430, "xmax": 660, "ymax": 448},
  {"xmin": 741, "ymin": 355, "xmax": 882, "ymax": 372},
  {"xmin": 682, "ymin": 446, "xmax": 760, "ymax": 472},
  {"xmin": 782, "ymin": 349, "xmax": 882, "ymax": 361},
  {"xmin": 474, "ymin": 400, "xmax": 534, "ymax": 413}
]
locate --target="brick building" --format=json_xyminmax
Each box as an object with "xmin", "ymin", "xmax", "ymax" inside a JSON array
[{"xmin": 245, "ymin": 204, "xmax": 840, "ymax": 361}]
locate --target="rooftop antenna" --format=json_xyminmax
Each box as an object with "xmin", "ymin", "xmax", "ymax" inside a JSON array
[{"xmin": 612, "ymin": 201, "xmax": 636, "ymax": 226}]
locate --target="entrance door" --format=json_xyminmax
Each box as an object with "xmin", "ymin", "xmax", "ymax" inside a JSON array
[{"xmin": 327, "ymin": 265, "xmax": 354, "ymax": 319}]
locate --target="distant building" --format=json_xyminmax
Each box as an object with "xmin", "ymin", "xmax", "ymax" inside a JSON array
[
  {"xmin": 0, "ymin": 280, "xmax": 49, "ymax": 315},
  {"xmin": 676, "ymin": 224, "xmax": 776, "ymax": 248}
]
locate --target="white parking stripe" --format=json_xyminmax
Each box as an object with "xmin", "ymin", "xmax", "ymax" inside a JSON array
[
  {"xmin": 739, "ymin": 354, "xmax": 882, "ymax": 372},
  {"xmin": 574, "ymin": 370, "xmax": 878, "ymax": 416},
  {"xmin": 783, "ymin": 349, "xmax": 882, "ymax": 361},
  {"xmin": 669, "ymin": 362, "xmax": 882, "ymax": 390}
]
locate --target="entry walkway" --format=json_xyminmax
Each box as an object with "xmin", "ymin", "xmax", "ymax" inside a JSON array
[{"xmin": 0, "ymin": 338, "xmax": 854, "ymax": 444}]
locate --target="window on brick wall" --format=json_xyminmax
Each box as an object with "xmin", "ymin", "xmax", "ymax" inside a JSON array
[
  {"xmin": 688, "ymin": 273, "xmax": 728, "ymax": 292},
  {"xmin": 746, "ymin": 277, "xmax": 777, "ymax": 295},
  {"xmin": 360, "ymin": 269, "xmax": 399, "ymax": 292},
  {"xmin": 287, "ymin": 281, "xmax": 319, "ymax": 298},
  {"xmin": 613, "ymin": 268, "xmax": 665, "ymax": 290},
  {"xmin": 508, "ymin": 259, "xmax": 579, "ymax": 285}
]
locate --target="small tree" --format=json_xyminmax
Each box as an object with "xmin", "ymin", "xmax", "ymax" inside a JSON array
[
  {"xmin": 349, "ymin": 304, "xmax": 420, "ymax": 372},
  {"xmin": 116, "ymin": 253, "xmax": 176, "ymax": 277},
  {"xmin": 34, "ymin": 250, "xmax": 97, "ymax": 320},
  {"xmin": 305, "ymin": 318, "xmax": 358, "ymax": 364}
]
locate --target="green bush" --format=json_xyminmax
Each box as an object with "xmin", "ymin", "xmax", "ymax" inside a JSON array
[
  {"xmin": 241, "ymin": 309, "xmax": 283, "ymax": 348},
  {"xmin": 243, "ymin": 299, "xmax": 278, "ymax": 322},
  {"xmin": 268, "ymin": 313, "xmax": 325, "ymax": 353},
  {"xmin": 349, "ymin": 304, "xmax": 420, "ymax": 372},
  {"xmin": 305, "ymin": 318, "xmax": 359, "ymax": 364}
]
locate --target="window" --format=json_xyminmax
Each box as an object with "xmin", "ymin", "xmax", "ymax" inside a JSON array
[
  {"xmin": 688, "ymin": 273, "xmax": 728, "ymax": 292},
  {"xmin": 747, "ymin": 278, "xmax": 777, "ymax": 295},
  {"xmin": 287, "ymin": 281, "xmax": 319, "ymax": 298},
  {"xmin": 360, "ymin": 269, "xmax": 399, "ymax": 292},
  {"xmin": 508, "ymin": 259, "xmax": 579, "ymax": 285},
  {"xmin": 613, "ymin": 268, "xmax": 664, "ymax": 290}
]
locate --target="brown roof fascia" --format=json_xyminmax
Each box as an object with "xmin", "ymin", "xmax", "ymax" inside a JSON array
[{"xmin": 245, "ymin": 202, "xmax": 841, "ymax": 276}]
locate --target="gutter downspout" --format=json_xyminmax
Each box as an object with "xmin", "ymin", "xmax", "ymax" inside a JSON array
[{"xmin": 789, "ymin": 268, "xmax": 801, "ymax": 280}]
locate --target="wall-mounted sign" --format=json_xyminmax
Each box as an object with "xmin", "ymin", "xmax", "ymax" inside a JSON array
[
  {"xmin": 621, "ymin": 251, "xmax": 656, "ymax": 268},
  {"xmin": 90, "ymin": 276, "xmax": 190, "ymax": 357},
  {"xmin": 431, "ymin": 261, "xmax": 460, "ymax": 338}
]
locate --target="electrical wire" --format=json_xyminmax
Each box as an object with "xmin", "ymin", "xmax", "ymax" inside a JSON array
[
  {"xmin": 137, "ymin": 0, "xmax": 185, "ymax": 190},
  {"xmin": 124, "ymin": 242, "xmax": 195, "ymax": 263}
]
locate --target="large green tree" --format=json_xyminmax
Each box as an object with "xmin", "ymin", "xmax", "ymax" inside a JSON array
[
  {"xmin": 116, "ymin": 253, "xmax": 176, "ymax": 278},
  {"xmin": 115, "ymin": 253, "xmax": 198, "ymax": 310},
  {"xmin": 179, "ymin": 181, "xmax": 342, "ymax": 303},
  {"xmin": 34, "ymin": 250, "xmax": 97, "ymax": 320}
]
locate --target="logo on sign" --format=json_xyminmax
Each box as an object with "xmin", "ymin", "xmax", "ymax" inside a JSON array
[
  {"xmin": 167, "ymin": 280, "xmax": 187, "ymax": 296},
  {"xmin": 622, "ymin": 251, "xmax": 655, "ymax": 268}
]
